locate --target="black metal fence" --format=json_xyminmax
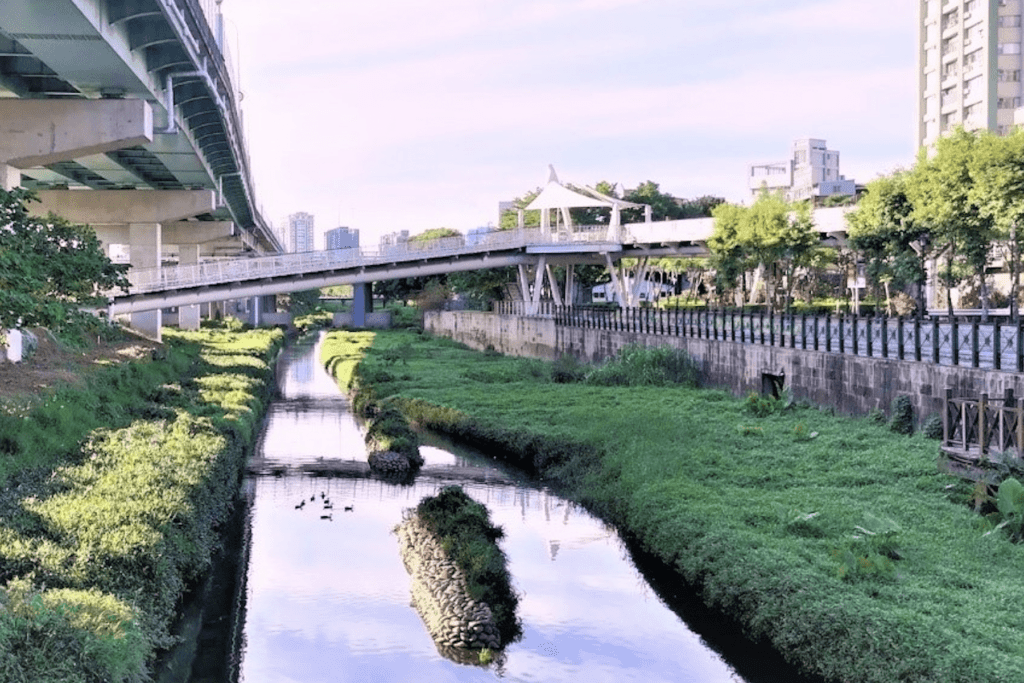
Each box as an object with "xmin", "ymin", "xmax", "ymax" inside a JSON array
[{"xmin": 493, "ymin": 302, "xmax": 1024, "ymax": 373}]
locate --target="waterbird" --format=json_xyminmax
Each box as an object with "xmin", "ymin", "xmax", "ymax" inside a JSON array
[
  {"xmin": 323, "ymin": 503, "xmax": 333, "ymax": 510},
  {"xmin": 295, "ymin": 500, "xmax": 305, "ymax": 509},
  {"xmin": 344, "ymin": 504, "xmax": 354, "ymax": 512},
  {"xmin": 320, "ymin": 514, "xmax": 332, "ymax": 521},
  {"xmin": 310, "ymin": 495, "xmax": 315, "ymax": 502}
]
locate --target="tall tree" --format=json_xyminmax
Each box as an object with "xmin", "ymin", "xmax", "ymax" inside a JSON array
[
  {"xmin": 707, "ymin": 202, "xmax": 749, "ymax": 305},
  {"xmin": 847, "ymin": 171, "xmax": 932, "ymax": 315},
  {"xmin": 0, "ymin": 188, "xmax": 129, "ymax": 330},
  {"xmin": 969, "ymin": 129, "xmax": 1024, "ymax": 320},
  {"xmin": 907, "ymin": 127, "xmax": 997, "ymax": 317}
]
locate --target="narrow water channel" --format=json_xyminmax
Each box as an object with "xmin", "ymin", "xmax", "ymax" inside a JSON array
[{"xmin": 203, "ymin": 333, "xmax": 816, "ymax": 683}]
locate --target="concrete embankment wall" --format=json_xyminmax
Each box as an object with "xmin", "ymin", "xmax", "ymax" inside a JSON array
[{"xmin": 424, "ymin": 310, "xmax": 1024, "ymax": 423}]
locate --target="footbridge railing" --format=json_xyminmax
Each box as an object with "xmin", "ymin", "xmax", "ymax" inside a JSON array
[{"xmin": 127, "ymin": 226, "xmax": 620, "ymax": 294}]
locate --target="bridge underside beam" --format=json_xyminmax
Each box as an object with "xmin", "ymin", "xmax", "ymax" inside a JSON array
[
  {"xmin": 30, "ymin": 189, "xmax": 217, "ymax": 224},
  {"xmin": 0, "ymin": 99, "xmax": 154, "ymax": 190}
]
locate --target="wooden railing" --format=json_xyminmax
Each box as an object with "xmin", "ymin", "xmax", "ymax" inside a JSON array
[{"xmin": 943, "ymin": 388, "xmax": 1024, "ymax": 459}]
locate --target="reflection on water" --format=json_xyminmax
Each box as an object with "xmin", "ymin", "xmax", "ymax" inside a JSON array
[{"xmin": 229, "ymin": 333, "xmax": 776, "ymax": 683}]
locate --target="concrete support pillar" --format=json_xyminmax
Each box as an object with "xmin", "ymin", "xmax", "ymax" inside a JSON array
[
  {"xmin": 1, "ymin": 164, "xmax": 19, "ymax": 191},
  {"xmin": 353, "ymin": 282, "xmax": 373, "ymax": 327},
  {"xmin": 129, "ymin": 223, "xmax": 162, "ymax": 340},
  {"xmin": 249, "ymin": 296, "xmax": 261, "ymax": 327},
  {"xmin": 177, "ymin": 244, "xmax": 201, "ymax": 330}
]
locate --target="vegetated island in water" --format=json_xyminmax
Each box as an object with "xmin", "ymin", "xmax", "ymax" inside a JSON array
[{"xmin": 395, "ymin": 485, "xmax": 521, "ymax": 665}]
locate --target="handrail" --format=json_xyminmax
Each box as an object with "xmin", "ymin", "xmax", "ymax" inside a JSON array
[{"xmin": 124, "ymin": 227, "xmax": 622, "ymax": 293}]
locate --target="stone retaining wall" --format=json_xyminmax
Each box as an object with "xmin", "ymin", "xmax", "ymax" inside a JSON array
[
  {"xmin": 395, "ymin": 513, "xmax": 501, "ymax": 653},
  {"xmin": 424, "ymin": 310, "xmax": 1024, "ymax": 424}
]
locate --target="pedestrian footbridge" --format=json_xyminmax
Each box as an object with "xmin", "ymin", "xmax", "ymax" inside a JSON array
[{"xmin": 110, "ymin": 207, "xmax": 854, "ymax": 320}]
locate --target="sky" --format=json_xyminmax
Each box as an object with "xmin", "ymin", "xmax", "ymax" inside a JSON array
[{"xmin": 224, "ymin": 0, "xmax": 919, "ymax": 249}]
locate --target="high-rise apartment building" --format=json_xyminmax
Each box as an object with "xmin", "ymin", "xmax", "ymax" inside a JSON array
[
  {"xmin": 287, "ymin": 211, "xmax": 314, "ymax": 253},
  {"xmin": 918, "ymin": 0, "xmax": 1024, "ymax": 148}
]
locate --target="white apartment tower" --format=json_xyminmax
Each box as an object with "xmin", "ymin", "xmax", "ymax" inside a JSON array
[
  {"xmin": 918, "ymin": 0, "xmax": 1024, "ymax": 148},
  {"xmin": 748, "ymin": 138, "xmax": 852, "ymax": 202},
  {"xmin": 287, "ymin": 211, "xmax": 315, "ymax": 253}
]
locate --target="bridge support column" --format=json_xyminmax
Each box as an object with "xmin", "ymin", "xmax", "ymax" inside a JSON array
[
  {"xmin": 353, "ymin": 283, "xmax": 373, "ymax": 327},
  {"xmin": 1, "ymin": 164, "xmax": 19, "ymax": 192},
  {"xmin": 177, "ymin": 244, "xmax": 201, "ymax": 331},
  {"xmin": 29, "ymin": 190, "xmax": 216, "ymax": 338},
  {"xmin": 129, "ymin": 223, "xmax": 162, "ymax": 340}
]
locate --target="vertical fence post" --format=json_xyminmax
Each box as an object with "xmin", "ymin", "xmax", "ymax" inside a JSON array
[
  {"xmin": 914, "ymin": 317, "xmax": 921, "ymax": 362},
  {"xmin": 731, "ymin": 309, "xmax": 736, "ymax": 342},
  {"xmin": 839, "ymin": 315, "xmax": 846, "ymax": 354},
  {"xmin": 980, "ymin": 392, "xmax": 989, "ymax": 457},
  {"xmin": 932, "ymin": 318, "xmax": 940, "ymax": 365},
  {"xmin": 813, "ymin": 314, "xmax": 820, "ymax": 351},
  {"xmin": 825, "ymin": 313, "xmax": 832, "ymax": 352},
  {"xmin": 897, "ymin": 317, "xmax": 904, "ymax": 360},
  {"xmin": 1002, "ymin": 388, "xmax": 1014, "ymax": 452},
  {"xmin": 952, "ymin": 317, "xmax": 960, "ymax": 366},
  {"xmin": 943, "ymin": 388, "xmax": 952, "ymax": 447},
  {"xmin": 881, "ymin": 316, "xmax": 888, "ymax": 358},
  {"xmin": 867, "ymin": 315, "xmax": 874, "ymax": 357},
  {"xmin": 853, "ymin": 313, "xmax": 860, "ymax": 356},
  {"xmin": 1018, "ymin": 320, "xmax": 1024, "ymax": 372},
  {"xmin": 971, "ymin": 320, "xmax": 980, "ymax": 368},
  {"xmin": 995, "ymin": 319, "xmax": 1002, "ymax": 371}
]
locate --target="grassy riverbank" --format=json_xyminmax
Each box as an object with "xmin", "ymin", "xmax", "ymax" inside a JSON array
[
  {"xmin": 0, "ymin": 324, "xmax": 282, "ymax": 682},
  {"xmin": 325, "ymin": 328, "xmax": 1024, "ymax": 683}
]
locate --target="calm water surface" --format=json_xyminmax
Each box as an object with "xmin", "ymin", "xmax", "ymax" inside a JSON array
[{"xmin": 225, "ymin": 333, "xmax": 804, "ymax": 683}]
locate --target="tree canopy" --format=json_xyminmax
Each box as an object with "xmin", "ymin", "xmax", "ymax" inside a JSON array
[
  {"xmin": 707, "ymin": 193, "xmax": 821, "ymax": 311},
  {"xmin": 0, "ymin": 188, "xmax": 129, "ymax": 330}
]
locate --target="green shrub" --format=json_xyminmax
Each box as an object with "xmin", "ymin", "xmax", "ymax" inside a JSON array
[
  {"xmin": 585, "ymin": 344, "xmax": 698, "ymax": 387},
  {"xmin": 744, "ymin": 392, "xmax": 779, "ymax": 417},
  {"xmin": 0, "ymin": 326, "xmax": 281, "ymax": 677},
  {"xmin": 889, "ymin": 395, "xmax": 914, "ymax": 435},
  {"xmin": 551, "ymin": 353, "xmax": 586, "ymax": 384},
  {"xmin": 922, "ymin": 413, "xmax": 943, "ymax": 440},
  {"xmin": 985, "ymin": 476, "xmax": 1024, "ymax": 541}
]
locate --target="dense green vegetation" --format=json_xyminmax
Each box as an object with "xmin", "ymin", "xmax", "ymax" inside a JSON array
[
  {"xmin": 0, "ymin": 188, "xmax": 129, "ymax": 344},
  {"xmin": 0, "ymin": 324, "xmax": 282, "ymax": 682},
  {"xmin": 341, "ymin": 328, "xmax": 1024, "ymax": 683},
  {"xmin": 414, "ymin": 486, "xmax": 521, "ymax": 645}
]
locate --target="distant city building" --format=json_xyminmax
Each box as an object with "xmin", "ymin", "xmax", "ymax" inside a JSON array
[
  {"xmin": 748, "ymin": 138, "xmax": 854, "ymax": 203},
  {"xmin": 379, "ymin": 230, "xmax": 410, "ymax": 254},
  {"xmin": 287, "ymin": 212, "xmax": 314, "ymax": 253},
  {"xmin": 466, "ymin": 226, "xmax": 495, "ymax": 246},
  {"xmin": 325, "ymin": 226, "xmax": 360, "ymax": 251},
  {"xmin": 918, "ymin": 0, "xmax": 1024, "ymax": 147}
]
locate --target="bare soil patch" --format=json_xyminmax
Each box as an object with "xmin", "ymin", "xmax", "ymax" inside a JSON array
[{"xmin": 0, "ymin": 328, "xmax": 160, "ymax": 402}]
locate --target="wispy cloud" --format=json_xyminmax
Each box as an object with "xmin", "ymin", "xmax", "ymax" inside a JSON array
[{"xmin": 228, "ymin": 0, "xmax": 918, "ymax": 240}]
